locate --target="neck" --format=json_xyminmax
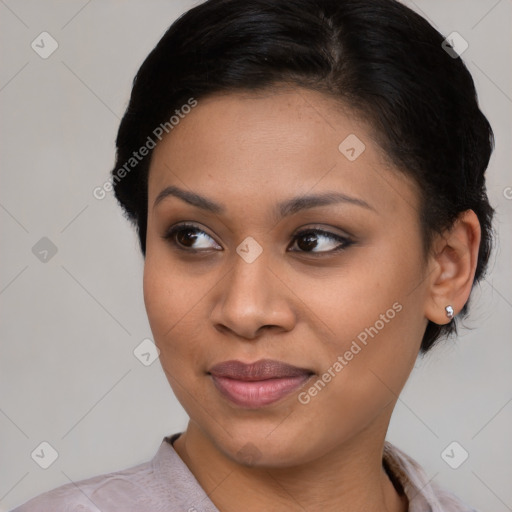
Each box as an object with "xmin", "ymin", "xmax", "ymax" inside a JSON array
[{"xmin": 173, "ymin": 422, "xmax": 408, "ymax": 512}]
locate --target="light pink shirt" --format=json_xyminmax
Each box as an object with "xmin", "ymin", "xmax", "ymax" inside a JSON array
[{"xmin": 11, "ymin": 433, "xmax": 477, "ymax": 511}]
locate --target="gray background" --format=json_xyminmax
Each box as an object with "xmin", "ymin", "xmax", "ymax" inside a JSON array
[{"xmin": 0, "ymin": 0, "xmax": 511, "ymax": 510}]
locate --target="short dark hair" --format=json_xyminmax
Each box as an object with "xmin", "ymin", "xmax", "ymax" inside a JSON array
[{"xmin": 112, "ymin": 0, "xmax": 495, "ymax": 353}]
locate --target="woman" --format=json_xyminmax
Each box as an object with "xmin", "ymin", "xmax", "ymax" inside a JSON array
[{"xmin": 11, "ymin": 0, "xmax": 494, "ymax": 510}]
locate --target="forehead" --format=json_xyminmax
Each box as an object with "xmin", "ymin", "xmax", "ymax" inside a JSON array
[{"xmin": 148, "ymin": 87, "xmax": 420, "ymax": 221}]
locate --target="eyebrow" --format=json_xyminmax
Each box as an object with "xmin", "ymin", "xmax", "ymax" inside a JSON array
[{"xmin": 153, "ymin": 185, "xmax": 376, "ymax": 219}]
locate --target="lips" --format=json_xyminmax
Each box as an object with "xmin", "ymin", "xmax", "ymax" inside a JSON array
[{"xmin": 208, "ymin": 359, "xmax": 314, "ymax": 408}]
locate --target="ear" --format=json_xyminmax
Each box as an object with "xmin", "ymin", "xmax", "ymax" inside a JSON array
[{"xmin": 424, "ymin": 209, "xmax": 481, "ymax": 325}]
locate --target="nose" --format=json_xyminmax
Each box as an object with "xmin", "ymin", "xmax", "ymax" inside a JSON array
[{"xmin": 210, "ymin": 249, "xmax": 297, "ymax": 340}]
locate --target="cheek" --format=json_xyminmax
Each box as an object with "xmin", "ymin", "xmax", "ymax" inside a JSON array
[
  {"xmin": 143, "ymin": 254, "xmax": 187, "ymax": 357},
  {"xmin": 313, "ymin": 238, "xmax": 425, "ymax": 388},
  {"xmin": 143, "ymin": 257, "xmax": 171, "ymax": 335},
  {"xmin": 305, "ymin": 243, "xmax": 419, "ymax": 341},
  {"xmin": 142, "ymin": 253, "xmax": 213, "ymax": 370},
  {"xmin": 143, "ymin": 251, "xmax": 199, "ymax": 331}
]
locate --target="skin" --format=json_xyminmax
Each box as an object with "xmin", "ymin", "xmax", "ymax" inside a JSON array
[{"xmin": 143, "ymin": 86, "xmax": 481, "ymax": 512}]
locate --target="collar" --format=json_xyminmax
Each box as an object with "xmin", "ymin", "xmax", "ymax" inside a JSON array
[{"xmin": 154, "ymin": 434, "xmax": 447, "ymax": 512}]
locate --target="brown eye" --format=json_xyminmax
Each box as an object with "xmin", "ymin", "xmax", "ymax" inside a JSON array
[
  {"xmin": 289, "ymin": 229, "xmax": 353, "ymax": 254},
  {"xmin": 163, "ymin": 223, "xmax": 222, "ymax": 251},
  {"xmin": 176, "ymin": 227, "xmax": 200, "ymax": 247}
]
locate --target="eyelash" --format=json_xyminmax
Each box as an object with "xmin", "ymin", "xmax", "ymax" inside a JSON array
[{"xmin": 162, "ymin": 222, "xmax": 354, "ymax": 255}]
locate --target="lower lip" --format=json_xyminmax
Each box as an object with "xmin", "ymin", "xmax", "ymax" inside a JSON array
[{"xmin": 210, "ymin": 374, "xmax": 312, "ymax": 408}]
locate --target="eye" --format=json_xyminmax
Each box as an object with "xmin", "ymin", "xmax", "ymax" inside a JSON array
[
  {"xmin": 163, "ymin": 223, "xmax": 222, "ymax": 251},
  {"xmin": 288, "ymin": 228, "xmax": 353, "ymax": 254}
]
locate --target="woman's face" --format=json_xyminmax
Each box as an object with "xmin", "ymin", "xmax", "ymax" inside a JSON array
[{"xmin": 144, "ymin": 87, "xmax": 431, "ymax": 467}]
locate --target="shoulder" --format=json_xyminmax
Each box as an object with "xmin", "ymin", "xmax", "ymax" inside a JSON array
[
  {"xmin": 10, "ymin": 435, "xmax": 214, "ymax": 512},
  {"xmin": 383, "ymin": 441, "xmax": 479, "ymax": 512},
  {"xmin": 10, "ymin": 451, "xmax": 160, "ymax": 512},
  {"xmin": 429, "ymin": 482, "xmax": 480, "ymax": 512}
]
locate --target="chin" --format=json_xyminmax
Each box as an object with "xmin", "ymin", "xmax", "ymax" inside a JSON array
[{"xmin": 207, "ymin": 422, "xmax": 317, "ymax": 469}]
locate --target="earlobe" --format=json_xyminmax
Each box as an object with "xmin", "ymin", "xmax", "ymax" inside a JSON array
[{"xmin": 424, "ymin": 210, "xmax": 481, "ymax": 325}]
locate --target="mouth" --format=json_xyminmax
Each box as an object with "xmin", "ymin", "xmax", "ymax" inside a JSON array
[{"xmin": 208, "ymin": 359, "xmax": 315, "ymax": 408}]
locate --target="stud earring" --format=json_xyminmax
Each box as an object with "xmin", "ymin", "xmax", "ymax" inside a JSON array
[{"xmin": 445, "ymin": 305, "xmax": 454, "ymax": 319}]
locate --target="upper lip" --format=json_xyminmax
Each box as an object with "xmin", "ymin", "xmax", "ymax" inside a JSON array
[{"xmin": 208, "ymin": 359, "xmax": 313, "ymax": 381}]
